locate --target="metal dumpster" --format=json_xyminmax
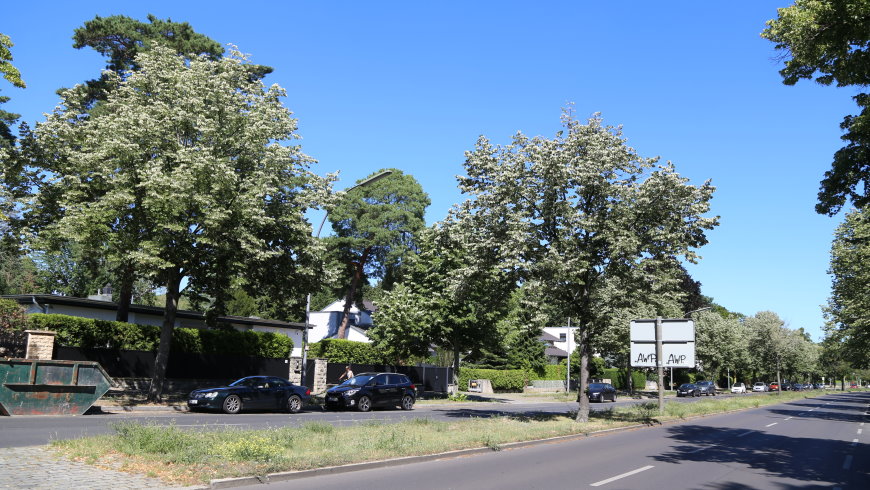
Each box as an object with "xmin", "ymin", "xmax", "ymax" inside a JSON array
[{"xmin": 0, "ymin": 358, "xmax": 113, "ymax": 416}]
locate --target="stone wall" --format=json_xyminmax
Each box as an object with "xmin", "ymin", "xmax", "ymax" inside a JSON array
[{"xmin": 24, "ymin": 330, "xmax": 56, "ymax": 360}]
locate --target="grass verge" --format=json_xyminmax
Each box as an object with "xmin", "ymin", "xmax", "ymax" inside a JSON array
[{"xmin": 50, "ymin": 390, "xmax": 850, "ymax": 486}]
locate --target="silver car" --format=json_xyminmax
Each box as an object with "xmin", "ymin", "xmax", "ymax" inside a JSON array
[{"xmin": 752, "ymin": 382, "xmax": 768, "ymax": 392}]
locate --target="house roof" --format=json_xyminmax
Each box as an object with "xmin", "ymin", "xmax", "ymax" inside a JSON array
[
  {"xmin": 2, "ymin": 294, "xmax": 306, "ymax": 331},
  {"xmin": 539, "ymin": 331, "xmax": 561, "ymax": 342},
  {"xmin": 545, "ymin": 346, "xmax": 569, "ymax": 357}
]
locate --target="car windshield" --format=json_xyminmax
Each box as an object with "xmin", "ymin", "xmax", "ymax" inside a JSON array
[
  {"xmin": 679, "ymin": 384, "xmax": 694, "ymax": 389},
  {"xmin": 754, "ymin": 383, "xmax": 764, "ymax": 386},
  {"xmin": 341, "ymin": 375, "xmax": 374, "ymax": 387},
  {"xmin": 229, "ymin": 377, "xmax": 258, "ymax": 387},
  {"xmin": 589, "ymin": 383, "xmax": 606, "ymax": 390}
]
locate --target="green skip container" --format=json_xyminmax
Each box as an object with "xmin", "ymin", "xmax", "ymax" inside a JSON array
[{"xmin": 0, "ymin": 358, "xmax": 113, "ymax": 416}]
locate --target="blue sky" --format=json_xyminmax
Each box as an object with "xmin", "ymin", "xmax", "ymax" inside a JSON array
[{"xmin": 3, "ymin": 2, "xmax": 855, "ymax": 340}]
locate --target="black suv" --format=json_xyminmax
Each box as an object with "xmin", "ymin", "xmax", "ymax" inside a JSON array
[
  {"xmin": 324, "ymin": 372, "xmax": 416, "ymax": 412},
  {"xmin": 695, "ymin": 381, "xmax": 717, "ymax": 396}
]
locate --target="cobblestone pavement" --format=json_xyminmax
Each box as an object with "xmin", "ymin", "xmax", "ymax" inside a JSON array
[{"xmin": 0, "ymin": 446, "xmax": 200, "ymax": 489}]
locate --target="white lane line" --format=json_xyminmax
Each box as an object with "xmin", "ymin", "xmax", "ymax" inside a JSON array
[
  {"xmin": 809, "ymin": 408, "xmax": 815, "ymax": 411},
  {"xmin": 852, "ymin": 439, "xmax": 859, "ymax": 447},
  {"xmin": 765, "ymin": 422, "xmax": 778, "ymax": 427},
  {"xmin": 861, "ymin": 422, "xmax": 865, "ymax": 427},
  {"xmin": 590, "ymin": 465, "xmax": 655, "ymax": 487},
  {"xmin": 737, "ymin": 431, "xmax": 754, "ymax": 438},
  {"xmin": 858, "ymin": 428, "xmax": 863, "ymax": 435},
  {"xmin": 785, "ymin": 417, "xmax": 793, "ymax": 420},
  {"xmin": 843, "ymin": 455, "xmax": 853, "ymax": 470}
]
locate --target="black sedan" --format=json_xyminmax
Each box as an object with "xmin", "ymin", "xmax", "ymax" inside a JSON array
[
  {"xmin": 187, "ymin": 376, "xmax": 311, "ymax": 414},
  {"xmin": 676, "ymin": 383, "xmax": 701, "ymax": 397},
  {"xmin": 324, "ymin": 372, "xmax": 416, "ymax": 412},
  {"xmin": 586, "ymin": 383, "xmax": 617, "ymax": 402}
]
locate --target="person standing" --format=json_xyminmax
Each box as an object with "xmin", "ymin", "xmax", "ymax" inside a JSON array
[{"xmin": 338, "ymin": 365, "xmax": 354, "ymax": 382}]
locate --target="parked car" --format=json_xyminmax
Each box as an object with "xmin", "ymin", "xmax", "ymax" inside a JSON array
[
  {"xmin": 769, "ymin": 382, "xmax": 780, "ymax": 391},
  {"xmin": 187, "ymin": 376, "xmax": 310, "ymax": 414},
  {"xmin": 676, "ymin": 383, "xmax": 701, "ymax": 397},
  {"xmin": 752, "ymin": 382, "xmax": 768, "ymax": 392},
  {"xmin": 814, "ymin": 383, "xmax": 826, "ymax": 390},
  {"xmin": 731, "ymin": 383, "xmax": 746, "ymax": 394},
  {"xmin": 324, "ymin": 372, "xmax": 416, "ymax": 412},
  {"xmin": 696, "ymin": 380, "xmax": 717, "ymax": 396},
  {"xmin": 790, "ymin": 383, "xmax": 804, "ymax": 391},
  {"xmin": 587, "ymin": 383, "xmax": 617, "ymax": 402}
]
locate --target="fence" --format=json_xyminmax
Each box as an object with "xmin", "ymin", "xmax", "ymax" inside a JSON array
[
  {"xmin": 0, "ymin": 330, "xmax": 26, "ymax": 358},
  {"xmin": 323, "ymin": 363, "xmax": 453, "ymax": 393}
]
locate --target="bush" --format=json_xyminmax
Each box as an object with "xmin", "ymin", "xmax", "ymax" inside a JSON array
[
  {"xmin": 26, "ymin": 313, "xmax": 291, "ymax": 357},
  {"xmin": 307, "ymin": 339, "xmax": 385, "ymax": 363},
  {"xmin": 0, "ymin": 298, "xmax": 28, "ymax": 331},
  {"xmin": 458, "ymin": 368, "xmax": 526, "ymax": 392},
  {"xmin": 527, "ymin": 364, "xmax": 566, "ymax": 381}
]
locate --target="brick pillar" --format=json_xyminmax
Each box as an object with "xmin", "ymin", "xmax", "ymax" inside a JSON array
[
  {"xmin": 25, "ymin": 330, "xmax": 56, "ymax": 360},
  {"xmin": 288, "ymin": 357, "xmax": 302, "ymax": 384},
  {"xmin": 313, "ymin": 358, "xmax": 328, "ymax": 394}
]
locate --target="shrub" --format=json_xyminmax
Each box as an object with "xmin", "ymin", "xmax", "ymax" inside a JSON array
[
  {"xmin": 0, "ymin": 298, "xmax": 28, "ymax": 331},
  {"xmin": 307, "ymin": 339, "xmax": 385, "ymax": 363},
  {"xmin": 26, "ymin": 313, "xmax": 291, "ymax": 357},
  {"xmin": 458, "ymin": 368, "xmax": 526, "ymax": 392},
  {"xmin": 527, "ymin": 364, "xmax": 566, "ymax": 381}
]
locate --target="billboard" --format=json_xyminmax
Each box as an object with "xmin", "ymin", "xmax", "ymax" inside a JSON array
[{"xmin": 629, "ymin": 319, "xmax": 695, "ymax": 368}]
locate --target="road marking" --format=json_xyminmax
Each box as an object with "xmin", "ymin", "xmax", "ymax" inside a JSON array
[
  {"xmin": 737, "ymin": 431, "xmax": 754, "ymax": 438},
  {"xmin": 858, "ymin": 429, "xmax": 863, "ymax": 435},
  {"xmin": 590, "ymin": 465, "xmax": 654, "ymax": 487},
  {"xmin": 785, "ymin": 417, "xmax": 793, "ymax": 420},
  {"xmin": 852, "ymin": 439, "xmax": 859, "ymax": 447},
  {"xmin": 809, "ymin": 408, "xmax": 815, "ymax": 411},
  {"xmin": 843, "ymin": 455, "xmax": 853, "ymax": 470},
  {"xmin": 861, "ymin": 422, "xmax": 865, "ymax": 427},
  {"xmin": 765, "ymin": 422, "xmax": 778, "ymax": 427}
]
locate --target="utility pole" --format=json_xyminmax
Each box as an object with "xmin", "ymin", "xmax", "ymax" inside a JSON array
[
  {"xmin": 655, "ymin": 316, "xmax": 664, "ymax": 414},
  {"xmin": 565, "ymin": 318, "xmax": 572, "ymax": 393}
]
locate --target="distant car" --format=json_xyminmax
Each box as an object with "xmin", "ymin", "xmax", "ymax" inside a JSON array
[
  {"xmin": 677, "ymin": 383, "xmax": 701, "ymax": 397},
  {"xmin": 790, "ymin": 383, "xmax": 804, "ymax": 391},
  {"xmin": 586, "ymin": 383, "xmax": 617, "ymax": 403},
  {"xmin": 324, "ymin": 372, "xmax": 416, "ymax": 412},
  {"xmin": 814, "ymin": 383, "xmax": 826, "ymax": 390},
  {"xmin": 188, "ymin": 376, "xmax": 310, "ymax": 414},
  {"xmin": 731, "ymin": 383, "xmax": 746, "ymax": 394},
  {"xmin": 780, "ymin": 382, "xmax": 791, "ymax": 391},
  {"xmin": 752, "ymin": 382, "xmax": 768, "ymax": 392},
  {"xmin": 769, "ymin": 382, "xmax": 780, "ymax": 391},
  {"xmin": 696, "ymin": 380, "xmax": 717, "ymax": 396}
]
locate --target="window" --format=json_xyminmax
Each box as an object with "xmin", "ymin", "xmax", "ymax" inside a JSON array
[{"xmin": 559, "ymin": 333, "xmax": 566, "ymax": 341}]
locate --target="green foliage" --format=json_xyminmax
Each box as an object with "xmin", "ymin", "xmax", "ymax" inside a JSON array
[
  {"xmin": 307, "ymin": 339, "xmax": 385, "ymax": 364},
  {"xmin": 599, "ymin": 368, "xmax": 647, "ymax": 390},
  {"xmin": 26, "ymin": 313, "xmax": 291, "ymax": 357},
  {"xmin": 368, "ymin": 284, "xmax": 432, "ymax": 363},
  {"xmin": 458, "ymin": 368, "xmax": 526, "ymax": 392},
  {"xmin": 527, "ymin": 364, "xmax": 566, "ymax": 381},
  {"xmin": 0, "ymin": 298, "xmax": 27, "ymax": 331},
  {"xmin": 762, "ymin": 1, "xmax": 870, "ymax": 214},
  {"xmin": 825, "ymin": 207, "xmax": 870, "ymax": 367},
  {"xmin": 0, "ymin": 33, "xmax": 25, "ymax": 89}
]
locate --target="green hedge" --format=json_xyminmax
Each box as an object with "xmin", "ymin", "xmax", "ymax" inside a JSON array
[
  {"xmin": 307, "ymin": 339, "xmax": 385, "ymax": 364},
  {"xmin": 458, "ymin": 368, "xmax": 526, "ymax": 392},
  {"xmin": 601, "ymin": 368, "xmax": 648, "ymax": 390},
  {"xmin": 27, "ymin": 313, "xmax": 292, "ymax": 358},
  {"xmin": 528, "ymin": 364, "xmax": 566, "ymax": 381}
]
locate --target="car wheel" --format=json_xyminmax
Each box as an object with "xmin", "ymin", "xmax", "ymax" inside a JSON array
[
  {"xmin": 357, "ymin": 395, "xmax": 372, "ymax": 412},
  {"xmin": 401, "ymin": 394, "xmax": 414, "ymax": 410},
  {"xmin": 611, "ymin": 393, "xmax": 617, "ymax": 402},
  {"xmin": 287, "ymin": 394, "xmax": 302, "ymax": 414},
  {"xmin": 222, "ymin": 395, "xmax": 242, "ymax": 414}
]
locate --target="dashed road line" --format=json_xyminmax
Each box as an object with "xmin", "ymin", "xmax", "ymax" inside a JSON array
[
  {"xmin": 785, "ymin": 417, "xmax": 793, "ymax": 420},
  {"xmin": 765, "ymin": 422, "xmax": 777, "ymax": 427},
  {"xmin": 736, "ymin": 431, "xmax": 754, "ymax": 438},
  {"xmin": 858, "ymin": 428, "xmax": 863, "ymax": 435},
  {"xmin": 590, "ymin": 465, "xmax": 654, "ymax": 487}
]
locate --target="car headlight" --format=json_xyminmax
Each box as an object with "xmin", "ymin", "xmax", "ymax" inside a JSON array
[
  {"xmin": 204, "ymin": 392, "xmax": 219, "ymax": 399},
  {"xmin": 343, "ymin": 389, "xmax": 360, "ymax": 397}
]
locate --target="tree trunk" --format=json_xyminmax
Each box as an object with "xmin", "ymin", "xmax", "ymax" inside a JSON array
[
  {"xmin": 147, "ymin": 268, "xmax": 182, "ymax": 402},
  {"xmin": 337, "ymin": 247, "xmax": 371, "ymax": 339},
  {"xmin": 115, "ymin": 264, "xmax": 134, "ymax": 322},
  {"xmin": 575, "ymin": 326, "xmax": 590, "ymax": 422},
  {"xmin": 453, "ymin": 342, "xmax": 461, "ymax": 388}
]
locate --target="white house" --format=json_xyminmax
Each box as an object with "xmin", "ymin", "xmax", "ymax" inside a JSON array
[
  {"xmin": 541, "ymin": 326, "xmax": 578, "ymax": 363},
  {"xmin": 307, "ymin": 299, "xmax": 375, "ymax": 344}
]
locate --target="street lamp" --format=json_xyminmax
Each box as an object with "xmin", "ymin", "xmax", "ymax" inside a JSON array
[{"xmin": 300, "ymin": 170, "xmax": 393, "ymax": 385}]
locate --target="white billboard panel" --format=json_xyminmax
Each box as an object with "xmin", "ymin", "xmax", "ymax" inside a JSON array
[
  {"xmin": 630, "ymin": 342, "xmax": 696, "ymax": 368},
  {"xmin": 630, "ymin": 319, "xmax": 695, "ymax": 342}
]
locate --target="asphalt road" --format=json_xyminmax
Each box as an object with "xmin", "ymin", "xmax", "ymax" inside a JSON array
[
  {"xmin": 0, "ymin": 392, "xmax": 728, "ymax": 448},
  {"xmin": 235, "ymin": 391, "xmax": 870, "ymax": 490}
]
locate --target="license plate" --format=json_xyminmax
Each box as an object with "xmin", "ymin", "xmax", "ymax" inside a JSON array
[
  {"xmin": 189, "ymin": 399, "xmax": 198, "ymax": 404},
  {"xmin": 328, "ymin": 397, "xmax": 338, "ymax": 402}
]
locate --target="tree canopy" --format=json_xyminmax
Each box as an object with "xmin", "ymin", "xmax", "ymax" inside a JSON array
[
  {"xmin": 34, "ymin": 44, "xmax": 327, "ymax": 399},
  {"xmin": 762, "ymin": 0, "xmax": 870, "ymax": 214}
]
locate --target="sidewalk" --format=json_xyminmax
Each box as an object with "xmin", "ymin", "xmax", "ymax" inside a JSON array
[{"xmin": 0, "ymin": 445, "xmax": 199, "ymax": 489}]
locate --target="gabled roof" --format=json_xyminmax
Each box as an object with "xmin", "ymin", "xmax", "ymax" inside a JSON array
[
  {"xmin": 2, "ymin": 294, "xmax": 306, "ymax": 331},
  {"xmin": 539, "ymin": 331, "xmax": 561, "ymax": 342},
  {"xmin": 545, "ymin": 346, "xmax": 569, "ymax": 357}
]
